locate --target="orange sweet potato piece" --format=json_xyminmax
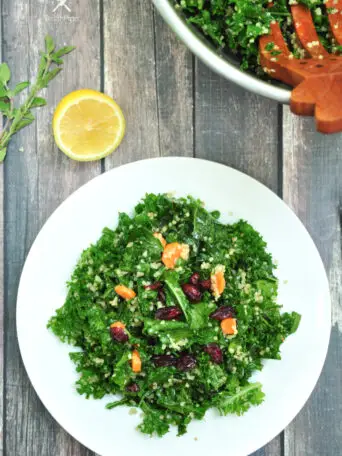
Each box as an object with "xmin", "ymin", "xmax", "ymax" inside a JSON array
[
  {"xmin": 110, "ymin": 321, "xmax": 126, "ymax": 329},
  {"xmin": 211, "ymin": 266, "xmax": 226, "ymax": 299},
  {"xmin": 131, "ymin": 349, "xmax": 142, "ymax": 373},
  {"xmin": 221, "ymin": 318, "xmax": 238, "ymax": 336},
  {"xmin": 115, "ymin": 285, "xmax": 136, "ymax": 300},
  {"xmin": 162, "ymin": 242, "xmax": 189, "ymax": 269}
]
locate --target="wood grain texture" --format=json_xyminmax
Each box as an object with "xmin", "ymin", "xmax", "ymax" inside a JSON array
[
  {"xmin": 283, "ymin": 108, "xmax": 342, "ymax": 456},
  {"xmin": 2, "ymin": 0, "xmax": 101, "ymax": 454},
  {"xmin": 194, "ymin": 59, "xmax": 282, "ymax": 456},
  {"xmin": 1, "ymin": 0, "xmax": 340, "ymax": 455},
  {"xmin": 103, "ymin": 0, "xmax": 193, "ymax": 170},
  {"xmin": 194, "ymin": 59, "xmax": 280, "ymax": 194},
  {"xmin": 103, "ymin": 0, "xmax": 160, "ymax": 169},
  {"xmin": 252, "ymin": 435, "xmax": 282, "ymax": 456},
  {"xmin": 153, "ymin": 7, "xmax": 193, "ymax": 157}
]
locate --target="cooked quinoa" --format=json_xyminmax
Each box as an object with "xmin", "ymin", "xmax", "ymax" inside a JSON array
[
  {"xmin": 48, "ymin": 194, "xmax": 300, "ymax": 437},
  {"xmin": 174, "ymin": 1, "xmax": 340, "ymax": 76}
]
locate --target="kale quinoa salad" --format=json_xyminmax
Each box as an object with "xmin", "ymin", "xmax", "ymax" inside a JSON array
[
  {"xmin": 174, "ymin": 0, "xmax": 342, "ymax": 76},
  {"xmin": 48, "ymin": 193, "xmax": 301, "ymax": 437}
]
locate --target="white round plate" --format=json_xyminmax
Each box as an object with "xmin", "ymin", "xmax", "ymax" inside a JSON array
[{"xmin": 17, "ymin": 158, "xmax": 331, "ymax": 456}]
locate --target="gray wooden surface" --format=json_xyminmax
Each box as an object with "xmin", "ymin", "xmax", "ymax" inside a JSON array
[{"xmin": 1, "ymin": 1, "xmax": 341, "ymax": 455}]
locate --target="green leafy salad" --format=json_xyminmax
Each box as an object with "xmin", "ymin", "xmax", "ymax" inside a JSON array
[
  {"xmin": 48, "ymin": 194, "xmax": 300, "ymax": 437},
  {"xmin": 174, "ymin": 1, "xmax": 339, "ymax": 75}
]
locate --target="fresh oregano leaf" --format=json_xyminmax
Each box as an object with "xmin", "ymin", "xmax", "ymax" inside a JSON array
[
  {"xmin": 51, "ymin": 56, "xmax": 64, "ymax": 65},
  {"xmin": 0, "ymin": 148, "xmax": 7, "ymax": 162},
  {"xmin": 15, "ymin": 115, "xmax": 35, "ymax": 133},
  {"xmin": 0, "ymin": 63, "xmax": 11, "ymax": 84},
  {"xmin": 13, "ymin": 81, "xmax": 30, "ymax": 95},
  {"xmin": 42, "ymin": 67, "xmax": 62, "ymax": 87},
  {"xmin": 0, "ymin": 100, "xmax": 10, "ymax": 114},
  {"xmin": 0, "ymin": 36, "xmax": 75, "ymax": 160},
  {"xmin": 37, "ymin": 55, "xmax": 48, "ymax": 78},
  {"xmin": 45, "ymin": 35, "xmax": 55, "ymax": 54},
  {"xmin": 30, "ymin": 97, "xmax": 47, "ymax": 108},
  {"xmin": 10, "ymin": 108, "xmax": 19, "ymax": 120},
  {"xmin": 54, "ymin": 46, "xmax": 76, "ymax": 58},
  {"xmin": 0, "ymin": 84, "xmax": 8, "ymax": 98}
]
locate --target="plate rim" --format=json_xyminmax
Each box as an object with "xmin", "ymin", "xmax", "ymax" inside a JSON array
[{"xmin": 16, "ymin": 157, "xmax": 332, "ymax": 456}]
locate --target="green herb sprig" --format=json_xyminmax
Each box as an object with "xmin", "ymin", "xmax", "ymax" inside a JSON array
[{"xmin": 0, "ymin": 35, "xmax": 75, "ymax": 161}]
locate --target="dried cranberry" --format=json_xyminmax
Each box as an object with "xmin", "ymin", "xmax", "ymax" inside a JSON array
[
  {"xmin": 158, "ymin": 288, "xmax": 166, "ymax": 303},
  {"xmin": 126, "ymin": 383, "xmax": 140, "ymax": 393},
  {"xmin": 204, "ymin": 343, "xmax": 223, "ymax": 364},
  {"xmin": 189, "ymin": 272, "xmax": 200, "ymax": 285},
  {"xmin": 110, "ymin": 326, "xmax": 129, "ymax": 343},
  {"xmin": 176, "ymin": 354, "xmax": 197, "ymax": 371},
  {"xmin": 182, "ymin": 284, "xmax": 202, "ymax": 303},
  {"xmin": 155, "ymin": 306, "xmax": 182, "ymax": 321},
  {"xmin": 152, "ymin": 355, "xmax": 178, "ymax": 367},
  {"xmin": 210, "ymin": 306, "xmax": 235, "ymax": 321},
  {"xmin": 199, "ymin": 279, "xmax": 211, "ymax": 290},
  {"xmin": 144, "ymin": 281, "xmax": 163, "ymax": 291}
]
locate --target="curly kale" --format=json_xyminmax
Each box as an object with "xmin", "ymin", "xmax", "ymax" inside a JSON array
[
  {"xmin": 174, "ymin": 0, "xmax": 337, "ymax": 75},
  {"xmin": 48, "ymin": 193, "xmax": 300, "ymax": 437}
]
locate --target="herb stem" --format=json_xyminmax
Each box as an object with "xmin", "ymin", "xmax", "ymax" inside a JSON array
[
  {"xmin": 0, "ymin": 35, "xmax": 75, "ymax": 161},
  {"xmin": 5, "ymin": 57, "xmax": 51, "ymax": 147},
  {"xmin": 1, "ymin": 97, "xmax": 13, "ymax": 136}
]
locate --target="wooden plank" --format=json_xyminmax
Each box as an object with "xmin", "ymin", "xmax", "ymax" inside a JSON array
[
  {"xmin": 103, "ymin": 0, "xmax": 160, "ymax": 169},
  {"xmin": 262, "ymin": 435, "xmax": 282, "ymax": 456},
  {"xmin": 153, "ymin": 7, "xmax": 193, "ymax": 157},
  {"xmin": 3, "ymin": 1, "xmax": 101, "ymax": 454},
  {"xmin": 194, "ymin": 60, "xmax": 282, "ymax": 456},
  {"xmin": 283, "ymin": 109, "xmax": 342, "ymax": 456},
  {"xmin": 253, "ymin": 437, "xmax": 282, "ymax": 456},
  {"xmin": 103, "ymin": 0, "xmax": 193, "ymax": 168},
  {"xmin": 194, "ymin": 60, "xmax": 280, "ymax": 193}
]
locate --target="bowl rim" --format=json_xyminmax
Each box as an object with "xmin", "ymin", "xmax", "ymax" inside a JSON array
[{"xmin": 153, "ymin": 0, "xmax": 291, "ymax": 104}]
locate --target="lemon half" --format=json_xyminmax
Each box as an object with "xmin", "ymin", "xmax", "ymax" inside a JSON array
[{"xmin": 53, "ymin": 89, "xmax": 126, "ymax": 161}]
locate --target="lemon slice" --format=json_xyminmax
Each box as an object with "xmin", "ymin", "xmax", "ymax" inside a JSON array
[{"xmin": 53, "ymin": 89, "xmax": 126, "ymax": 161}]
